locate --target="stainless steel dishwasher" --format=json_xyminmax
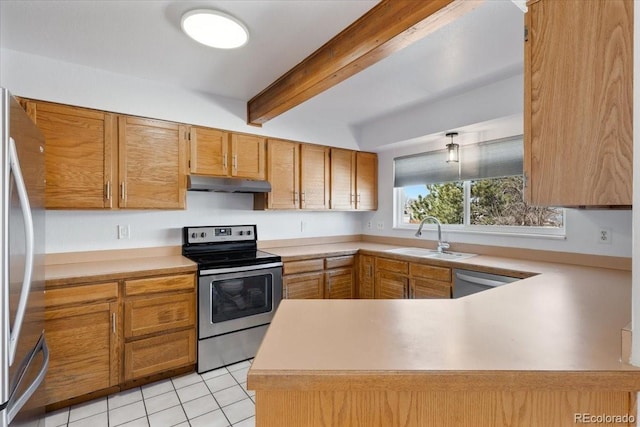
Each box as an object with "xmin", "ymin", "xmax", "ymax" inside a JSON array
[{"xmin": 453, "ymin": 268, "xmax": 520, "ymax": 298}]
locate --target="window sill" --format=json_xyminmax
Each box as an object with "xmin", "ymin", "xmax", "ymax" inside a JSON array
[{"xmin": 392, "ymin": 225, "xmax": 567, "ymax": 241}]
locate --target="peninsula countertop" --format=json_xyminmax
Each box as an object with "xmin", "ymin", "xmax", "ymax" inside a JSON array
[{"xmin": 249, "ymin": 245, "xmax": 639, "ymax": 391}]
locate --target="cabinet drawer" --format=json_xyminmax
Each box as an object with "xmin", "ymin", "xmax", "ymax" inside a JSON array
[
  {"xmin": 411, "ymin": 278, "xmax": 451, "ymax": 299},
  {"xmin": 46, "ymin": 282, "xmax": 118, "ymax": 307},
  {"xmin": 124, "ymin": 274, "xmax": 194, "ymax": 296},
  {"xmin": 376, "ymin": 257, "xmax": 408, "ymax": 274},
  {"xmin": 124, "ymin": 329, "xmax": 196, "ymax": 381},
  {"xmin": 283, "ymin": 258, "xmax": 324, "ymax": 275},
  {"xmin": 124, "ymin": 292, "xmax": 195, "ymax": 339},
  {"xmin": 410, "ymin": 263, "xmax": 451, "ymax": 282},
  {"xmin": 325, "ymin": 255, "xmax": 355, "ymax": 269}
]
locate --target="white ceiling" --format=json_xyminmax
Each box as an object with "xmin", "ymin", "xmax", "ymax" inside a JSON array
[{"xmin": 0, "ymin": 0, "xmax": 524, "ymax": 145}]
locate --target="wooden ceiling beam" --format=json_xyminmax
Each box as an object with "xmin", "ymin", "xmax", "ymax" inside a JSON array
[{"xmin": 247, "ymin": 0, "xmax": 483, "ymax": 126}]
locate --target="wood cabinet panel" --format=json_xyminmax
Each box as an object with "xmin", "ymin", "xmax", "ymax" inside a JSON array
[
  {"xmin": 283, "ymin": 272, "xmax": 324, "ymax": 299},
  {"xmin": 375, "ymin": 271, "xmax": 408, "ymax": 299},
  {"xmin": 231, "ymin": 133, "xmax": 266, "ymax": 179},
  {"xmin": 376, "ymin": 258, "xmax": 408, "ymax": 275},
  {"xmin": 358, "ymin": 255, "xmax": 375, "ymax": 299},
  {"xmin": 325, "ymin": 255, "xmax": 355, "ymax": 270},
  {"xmin": 124, "ymin": 329, "xmax": 195, "ymax": 381},
  {"xmin": 411, "ymin": 278, "xmax": 451, "ymax": 299},
  {"xmin": 524, "ymin": 0, "xmax": 632, "ymax": 206},
  {"xmin": 325, "ymin": 268, "xmax": 354, "ymax": 299},
  {"xmin": 25, "ymin": 100, "xmax": 116, "ymax": 209},
  {"xmin": 118, "ymin": 116, "xmax": 187, "ymax": 209},
  {"xmin": 284, "ymin": 259, "xmax": 324, "ymax": 275},
  {"xmin": 189, "ymin": 126, "xmax": 229, "ymax": 176},
  {"xmin": 265, "ymin": 139, "xmax": 300, "ymax": 209},
  {"xmin": 124, "ymin": 293, "xmax": 195, "ymax": 339},
  {"xmin": 45, "ymin": 301, "xmax": 119, "ymax": 405},
  {"xmin": 355, "ymin": 152, "xmax": 377, "ymax": 210},
  {"xmin": 410, "ymin": 263, "xmax": 451, "ymax": 282},
  {"xmin": 300, "ymin": 145, "xmax": 330, "ymax": 210},
  {"xmin": 124, "ymin": 274, "xmax": 194, "ymax": 296},
  {"xmin": 330, "ymin": 148, "xmax": 356, "ymax": 210},
  {"xmin": 45, "ymin": 282, "xmax": 118, "ymax": 307}
]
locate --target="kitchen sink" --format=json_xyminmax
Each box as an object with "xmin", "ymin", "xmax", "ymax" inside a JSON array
[{"xmin": 385, "ymin": 247, "xmax": 476, "ymax": 260}]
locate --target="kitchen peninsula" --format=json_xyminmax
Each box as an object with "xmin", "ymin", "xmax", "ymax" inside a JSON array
[{"xmin": 248, "ymin": 245, "xmax": 639, "ymax": 427}]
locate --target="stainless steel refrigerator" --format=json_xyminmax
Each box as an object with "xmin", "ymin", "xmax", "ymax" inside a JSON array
[{"xmin": 1, "ymin": 88, "xmax": 48, "ymax": 427}]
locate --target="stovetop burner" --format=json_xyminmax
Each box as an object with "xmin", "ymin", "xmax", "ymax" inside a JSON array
[{"xmin": 182, "ymin": 225, "xmax": 281, "ymax": 270}]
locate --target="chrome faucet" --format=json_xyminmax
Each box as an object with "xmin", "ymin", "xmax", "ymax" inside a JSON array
[{"xmin": 415, "ymin": 216, "xmax": 450, "ymax": 253}]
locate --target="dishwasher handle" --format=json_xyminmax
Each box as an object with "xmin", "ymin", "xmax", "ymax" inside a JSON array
[{"xmin": 455, "ymin": 272, "xmax": 509, "ymax": 288}]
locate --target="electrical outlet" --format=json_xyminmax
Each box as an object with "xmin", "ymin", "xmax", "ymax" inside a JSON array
[
  {"xmin": 597, "ymin": 227, "xmax": 612, "ymax": 244},
  {"xmin": 376, "ymin": 221, "xmax": 384, "ymax": 230},
  {"xmin": 118, "ymin": 224, "xmax": 130, "ymax": 240},
  {"xmin": 366, "ymin": 221, "xmax": 372, "ymax": 229}
]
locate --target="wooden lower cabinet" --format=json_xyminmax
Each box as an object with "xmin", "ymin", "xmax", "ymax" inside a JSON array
[
  {"xmin": 283, "ymin": 272, "xmax": 324, "ymax": 299},
  {"xmin": 358, "ymin": 255, "xmax": 375, "ymax": 299},
  {"xmin": 123, "ymin": 274, "xmax": 196, "ymax": 382},
  {"xmin": 375, "ymin": 271, "xmax": 408, "ymax": 299},
  {"xmin": 325, "ymin": 268, "xmax": 354, "ymax": 299},
  {"xmin": 373, "ymin": 257, "xmax": 452, "ymax": 300},
  {"xmin": 44, "ymin": 282, "xmax": 120, "ymax": 405},
  {"xmin": 124, "ymin": 329, "xmax": 196, "ymax": 381},
  {"xmin": 45, "ymin": 272, "xmax": 196, "ymax": 406}
]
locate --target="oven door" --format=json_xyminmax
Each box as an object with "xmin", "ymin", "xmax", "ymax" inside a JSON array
[{"xmin": 198, "ymin": 263, "xmax": 282, "ymax": 338}]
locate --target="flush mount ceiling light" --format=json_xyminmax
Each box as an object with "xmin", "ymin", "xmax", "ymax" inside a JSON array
[
  {"xmin": 445, "ymin": 132, "xmax": 459, "ymax": 163},
  {"xmin": 181, "ymin": 9, "xmax": 249, "ymax": 49}
]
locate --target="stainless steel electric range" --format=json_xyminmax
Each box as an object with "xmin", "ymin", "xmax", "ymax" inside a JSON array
[{"xmin": 182, "ymin": 225, "xmax": 282, "ymax": 373}]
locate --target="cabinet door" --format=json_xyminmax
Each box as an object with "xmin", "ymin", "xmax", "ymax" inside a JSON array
[
  {"xmin": 411, "ymin": 278, "xmax": 451, "ymax": 299},
  {"xmin": 25, "ymin": 101, "xmax": 116, "ymax": 209},
  {"xmin": 124, "ymin": 292, "xmax": 196, "ymax": 339},
  {"xmin": 330, "ymin": 148, "xmax": 356, "ymax": 210},
  {"xmin": 300, "ymin": 145, "xmax": 330, "ymax": 210},
  {"xmin": 231, "ymin": 133, "xmax": 266, "ymax": 180},
  {"xmin": 118, "ymin": 116, "xmax": 187, "ymax": 209},
  {"xmin": 266, "ymin": 139, "xmax": 300, "ymax": 209},
  {"xmin": 190, "ymin": 126, "xmax": 229, "ymax": 176},
  {"xmin": 375, "ymin": 271, "xmax": 408, "ymax": 299},
  {"xmin": 45, "ymin": 301, "xmax": 119, "ymax": 404},
  {"xmin": 325, "ymin": 268, "xmax": 354, "ymax": 299},
  {"xmin": 124, "ymin": 329, "xmax": 195, "ymax": 381},
  {"xmin": 355, "ymin": 152, "xmax": 378, "ymax": 210},
  {"xmin": 283, "ymin": 272, "xmax": 324, "ymax": 299},
  {"xmin": 524, "ymin": 0, "xmax": 632, "ymax": 206},
  {"xmin": 358, "ymin": 255, "xmax": 375, "ymax": 299}
]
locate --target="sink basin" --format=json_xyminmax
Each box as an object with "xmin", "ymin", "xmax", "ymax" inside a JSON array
[{"xmin": 385, "ymin": 247, "xmax": 476, "ymax": 260}]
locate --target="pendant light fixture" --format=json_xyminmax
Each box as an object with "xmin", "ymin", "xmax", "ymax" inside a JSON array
[
  {"xmin": 445, "ymin": 132, "xmax": 459, "ymax": 163},
  {"xmin": 181, "ymin": 9, "xmax": 249, "ymax": 49}
]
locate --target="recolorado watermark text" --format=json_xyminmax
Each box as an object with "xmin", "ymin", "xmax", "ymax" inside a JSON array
[{"xmin": 574, "ymin": 413, "xmax": 635, "ymax": 424}]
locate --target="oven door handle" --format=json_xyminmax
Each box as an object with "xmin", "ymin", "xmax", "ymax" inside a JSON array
[{"xmin": 200, "ymin": 262, "xmax": 283, "ymax": 276}]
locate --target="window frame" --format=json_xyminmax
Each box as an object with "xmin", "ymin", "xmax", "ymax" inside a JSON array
[{"xmin": 393, "ymin": 180, "xmax": 566, "ymax": 239}]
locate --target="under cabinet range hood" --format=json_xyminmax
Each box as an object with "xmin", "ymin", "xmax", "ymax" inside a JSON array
[{"xmin": 187, "ymin": 175, "xmax": 272, "ymax": 193}]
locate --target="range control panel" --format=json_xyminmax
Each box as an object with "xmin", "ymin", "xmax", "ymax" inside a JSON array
[{"xmin": 184, "ymin": 225, "xmax": 256, "ymax": 244}]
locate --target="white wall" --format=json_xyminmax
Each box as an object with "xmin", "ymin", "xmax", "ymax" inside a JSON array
[{"xmin": 0, "ymin": 48, "xmax": 365, "ymax": 253}]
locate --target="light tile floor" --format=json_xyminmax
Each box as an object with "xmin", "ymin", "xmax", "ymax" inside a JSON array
[{"xmin": 44, "ymin": 360, "xmax": 256, "ymax": 427}]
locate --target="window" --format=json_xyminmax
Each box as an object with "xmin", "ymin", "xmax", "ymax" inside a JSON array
[{"xmin": 394, "ymin": 136, "xmax": 564, "ymax": 235}]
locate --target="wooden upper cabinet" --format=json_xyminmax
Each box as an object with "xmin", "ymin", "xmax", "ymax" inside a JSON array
[
  {"xmin": 300, "ymin": 145, "xmax": 330, "ymax": 210},
  {"xmin": 524, "ymin": 0, "xmax": 632, "ymax": 206},
  {"xmin": 231, "ymin": 133, "xmax": 266, "ymax": 180},
  {"xmin": 330, "ymin": 148, "xmax": 356, "ymax": 210},
  {"xmin": 189, "ymin": 126, "xmax": 229, "ymax": 176},
  {"xmin": 189, "ymin": 128, "xmax": 266, "ymax": 180},
  {"xmin": 24, "ymin": 101, "xmax": 116, "ymax": 209},
  {"xmin": 355, "ymin": 152, "xmax": 378, "ymax": 210},
  {"xmin": 118, "ymin": 116, "xmax": 187, "ymax": 209},
  {"xmin": 264, "ymin": 139, "xmax": 300, "ymax": 209}
]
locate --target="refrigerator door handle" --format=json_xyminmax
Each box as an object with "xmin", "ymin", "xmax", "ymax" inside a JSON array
[
  {"xmin": 7, "ymin": 334, "xmax": 49, "ymax": 424},
  {"xmin": 7, "ymin": 137, "xmax": 35, "ymax": 366}
]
